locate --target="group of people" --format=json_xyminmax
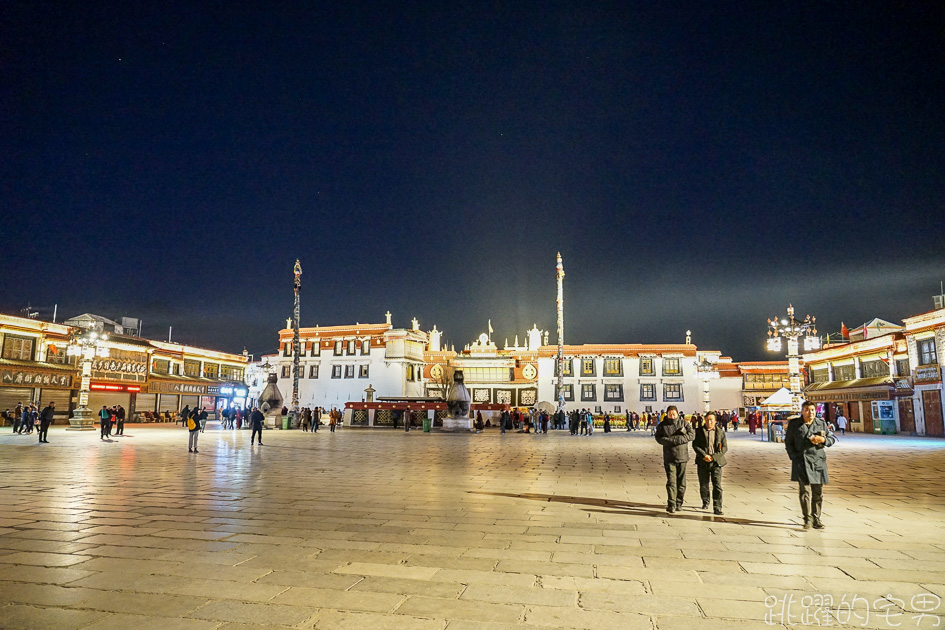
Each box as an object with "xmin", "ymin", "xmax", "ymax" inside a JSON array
[
  {"xmin": 5, "ymin": 401, "xmax": 55, "ymax": 443},
  {"xmin": 97, "ymin": 405, "xmax": 127, "ymax": 439},
  {"xmin": 655, "ymin": 401, "xmax": 835, "ymax": 529}
]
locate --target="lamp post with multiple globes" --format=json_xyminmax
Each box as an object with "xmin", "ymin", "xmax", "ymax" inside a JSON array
[
  {"xmin": 66, "ymin": 326, "xmax": 110, "ymax": 430},
  {"xmin": 766, "ymin": 304, "xmax": 820, "ymax": 413}
]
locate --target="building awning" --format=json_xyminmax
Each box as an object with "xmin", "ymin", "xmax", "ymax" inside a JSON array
[{"xmin": 804, "ymin": 377, "xmax": 894, "ymax": 402}]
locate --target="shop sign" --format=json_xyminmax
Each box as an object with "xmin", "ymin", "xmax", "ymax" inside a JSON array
[
  {"xmin": 91, "ymin": 349, "xmax": 148, "ymax": 377},
  {"xmin": 915, "ymin": 366, "xmax": 942, "ymax": 384},
  {"xmin": 894, "ymin": 378, "xmax": 914, "ymax": 397},
  {"xmin": 806, "ymin": 389, "xmax": 891, "ymax": 402},
  {"xmin": 1, "ymin": 369, "xmax": 73, "ymax": 389},
  {"xmin": 148, "ymin": 380, "xmax": 208, "ymax": 395}
]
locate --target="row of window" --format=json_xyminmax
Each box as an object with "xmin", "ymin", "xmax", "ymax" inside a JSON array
[
  {"xmin": 281, "ymin": 364, "xmax": 371, "ymax": 379},
  {"xmin": 283, "ymin": 339, "xmax": 373, "ymax": 358},
  {"xmin": 558, "ymin": 357, "xmax": 683, "ymax": 377},
  {"xmin": 558, "ymin": 383, "xmax": 683, "ymax": 402}
]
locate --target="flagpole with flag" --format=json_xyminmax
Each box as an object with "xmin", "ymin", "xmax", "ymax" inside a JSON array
[{"xmin": 488, "ymin": 320, "xmax": 493, "ymax": 342}]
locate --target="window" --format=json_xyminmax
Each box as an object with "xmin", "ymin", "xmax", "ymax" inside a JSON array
[
  {"xmin": 153, "ymin": 359, "xmax": 170, "ymax": 375},
  {"xmin": 662, "ymin": 358, "xmax": 681, "ymax": 376},
  {"xmin": 639, "ymin": 357, "xmax": 655, "ymax": 376},
  {"xmin": 281, "ymin": 365, "xmax": 290, "ymax": 378},
  {"xmin": 310, "ymin": 341, "xmax": 320, "ymax": 357},
  {"xmin": 283, "ymin": 343, "xmax": 291, "ymax": 357},
  {"xmin": 810, "ymin": 368, "xmax": 828, "ymax": 383},
  {"xmin": 604, "ymin": 384, "xmax": 623, "ymax": 401},
  {"xmin": 603, "ymin": 358, "xmax": 623, "ymax": 376},
  {"xmin": 361, "ymin": 340, "xmax": 370, "ymax": 355},
  {"xmin": 184, "ymin": 360, "xmax": 200, "ymax": 377},
  {"xmin": 47, "ymin": 347, "xmax": 69, "ymax": 365},
  {"xmin": 558, "ymin": 384, "xmax": 574, "ymax": 401},
  {"xmin": 347, "ymin": 340, "xmax": 356, "ymax": 355},
  {"xmin": 896, "ymin": 358, "xmax": 910, "ymax": 376},
  {"xmin": 557, "ymin": 358, "xmax": 573, "ymax": 377},
  {"xmin": 614, "ymin": 406, "xmax": 621, "ymax": 413},
  {"xmin": 359, "ymin": 364, "xmax": 369, "ymax": 378},
  {"xmin": 640, "ymin": 383, "xmax": 656, "ymax": 401},
  {"xmin": 221, "ymin": 365, "xmax": 242, "ymax": 381},
  {"xmin": 860, "ymin": 360, "xmax": 889, "ymax": 378},
  {"xmin": 309, "ymin": 364, "xmax": 319, "ymax": 379},
  {"xmin": 2, "ymin": 336, "xmax": 33, "ymax": 360},
  {"xmin": 594, "ymin": 406, "xmax": 602, "ymax": 414},
  {"xmin": 581, "ymin": 383, "xmax": 596, "ymax": 401},
  {"xmin": 463, "ymin": 367, "xmax": 512, "ymax": 382},
  {"xmin": 918, "ymin": 339, "xmax": 938, "ymax": 366},
  {"xmin": 581, "ymin": 358, "xmax": 596, "ymax": 376},
  {"xmin": 334, "ymin": 341, "xmax": 343, "ymax": 356},
  {"xmin": 406, "ymin": 364, "xmax": 415, "ymax": 381},
  {"xmin": 663, "ymin": 383, "xmax": 682, "ymax": 401},
  {"xmin": 344, "ymin": 365, "xmax": 355, "ymax": 379},
  {"xmin": 833, "ymin": 364, "xmax": 855, "ymax": 381},
  {"xmin": 203, "ymin": 363, "xmax": 219, "ymax": 379},
  {"xmin": 331, "ymin": 365, "xmax": 342, "ymax": 379}
]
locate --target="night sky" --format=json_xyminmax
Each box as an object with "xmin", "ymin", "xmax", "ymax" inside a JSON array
[{"xmin": 3, "ymin": 3, "xmax": 944, "ymax": 360}]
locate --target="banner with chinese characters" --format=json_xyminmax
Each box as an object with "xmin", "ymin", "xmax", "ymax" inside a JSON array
[
  {"xmin": 91, "ymin": 349, "xmax": 148, "ymax": 382},
  {"xmin": 1, "ymin": 369, "xmax": 73, "ymax": 389}
]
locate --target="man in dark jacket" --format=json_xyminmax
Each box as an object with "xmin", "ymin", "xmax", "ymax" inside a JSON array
[
  {"xmin": 250, "ymin": 406, "xmax": 264, "ymax": 445},
  {"xmin": 38, "ymin": 401, "xmax": 55, "ymax": 443},
  {"xmin": 115, "ymin": 405, "xmax": 126, "ymax": 435},
  {"xmin": 785, "ymin": 401, "xmax": 836, "ymax": 530},
  {"xmin": 654, "ymin": 405, "xmax": 695, "ymax": 513},
  {"xmin": 693, "ymin": 411, "xmax": 728, "ymax": 515}
]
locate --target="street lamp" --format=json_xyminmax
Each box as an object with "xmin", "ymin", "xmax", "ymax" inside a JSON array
[
  {"xmin": 694, "ymin": 356, "xmax": 719, "ymax": 413},
  {"xmin": 66, "ymin": 326, "xmax": 110, "ymax": 430},
  {"xmin": 766, "ymin": 304, "xmax": 819, "ymax": 413}
]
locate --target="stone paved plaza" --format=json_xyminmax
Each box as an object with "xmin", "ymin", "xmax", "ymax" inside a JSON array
[{"xmin": 0, "ymin": 424, "xmax": 943, "ymax": 630}]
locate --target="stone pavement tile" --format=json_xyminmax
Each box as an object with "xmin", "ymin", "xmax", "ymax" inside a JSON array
[
  {"xmin": 700, "ymin": 570, "xmax": 811, "ymax": 589},
  {"xmin": 309, "ymin": 609, "xmax": 447, "ymax": 630},
  {"xmin": 224, "ymin": 533, "xmax": 306, "ymax": 545},
  {"xmin": 255, "ymin": 570, "xmax": 363, "ymax": 590},
  {"xmin": 186, "ymin": 600, "xmax": 316, "ymax": 625},
  {"xmin": 553, "ymin": 552, "xmax": 645, "ymax": 567},
  {"xmin": 78, "ymin": 612, "xmax": 219, "ymax": 630},
  {"xmin": 0, "ymin": 581, "xmax": 98, "ymax": 606},
  {"xmin": 78, "ymin": 544, "xmax": 167, "ymax": 559},
  {"xmin": 579, "ymin": 591, "xmax": 700, "ymax": 616},
  {"xmin": 696, "ymin": 596, "xmax": 771, "ymax": 621},
  {"xmin": 351, "ymin": 576, "xmax": 464, "ymax": 599},
  {"xmin": 654, "ymin": 614, "xmax": 785, "ymax": 630},
  {"xmin": 70, "ymin": 572, "xmax": 183, "ymax": 593},
  {"xmin": 842, "ymin": 566, "xmax": 945, "ymax": 583},
  {"xmin": 314, "ymin": 549, "xmax": 410, "ymax": 565},
  {"xmin": 0, "ymin": 551, "xmax": 92, "ymax": 567},
  {"xmin": 643, "ymin": 556, "xmax": 742, "ymax": 572},
  {"xmin": 212, "ymin": 624, "xmax": 297, "ymax": 630},
  {"xmin": 334, "ymin": 561, "xmax": 439, "ymax": 580},
  {"xmin": 0, "ymin": 563, "xmax": 95, "ymax": 585},
  {"xmin": 153, "ymin": 549, "xmax": 258, "ymax": 565},
  {"xmin": 597, "ymin": 565, "xmax": 699, "ymax": 583},
  {"xmin": 805, "ymin": 576, "xmax": 943, "ymax": 603},
  {"xmin": 7, "ymin": 529, "xmax": 90, "ymax": 542},
  {"xmin": 462, "ymin": 548, "xmax": 551, "ymax": 563},
  {"xmin": 237, "ymin": 555, "xmax": 339, "ymax": 572},
  {"xmin": 681, "ymin": 548, "xmax": 778, "ymax": 563},
  {"xmin": 71, "ymin": 590, "xmax": 209, "ymax": 616},
  {"xmin": 168, "ymin": 579, "xmax": 288, "ymax": 602},
  {"xmin": 508, "ymin": 542, "xmax": 595, "ymax": 554},
  {"xmin": 151, "ymin": 529, "xmax": 231, "ymax": 540},
  {"xmin": 773, "ymin": 553, "xmax": 879, "ymax": 567},
  {"xmin": 0, "ymin": 538, "xmax": 94, "ymax": 555},
  {"xmin": 395, "ymin": 596, "xmax": 524, "ymax": 624},
  {"xmin": 273, "ymin": 586, "xmax": 405, "ymax": 612},
  {"xmin": 0, "ymin": 603, "xmax": 107, "ymax": 630},
  {"xmin": 431, "ymin": 568, "xmax": 538, "ymax": 588},
  {"xmin": 739, "ymin": 562, "xmax": 850, "ymax": 578},
  {"xmin": 496, "ymin": 560, "xmax": 594, "ymax": 578},
  {"xmin": 523, "ymin": 605, "xmax": 652, "ymax": 630},
  {"xmin": 377, "ymin": 543, "xmax": 464, "ymax": 556},
  {"xmin": 461, "ymin": 584, "xmax": 576, "ymax": 607},
  {"xmin": 541, "ymin": 575, "xmax": 647, "ymax": 594},
  {"xmin": 406, "ymin": 555, "xmax": 498, "ymax": 572}
]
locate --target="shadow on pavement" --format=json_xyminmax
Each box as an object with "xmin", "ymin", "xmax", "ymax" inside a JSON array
[{"xmin": 470, "ymin": 491, "xmax": 795, "ymax": 530}]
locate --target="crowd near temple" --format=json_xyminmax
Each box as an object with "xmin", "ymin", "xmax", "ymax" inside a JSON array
[{"xmin": 2, "ymin": 297, "xmax": 944, "ymax": 438}]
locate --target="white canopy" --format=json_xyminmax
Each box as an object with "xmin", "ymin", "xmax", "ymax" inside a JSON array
[{"xmin": 759, "ymin": 387, "xmax": 802, "ymax": 410}]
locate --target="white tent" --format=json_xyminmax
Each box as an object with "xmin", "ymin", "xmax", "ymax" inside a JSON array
[{"xmin": 759, "ymin": 387, "xmax": 802, "ymax": 410}]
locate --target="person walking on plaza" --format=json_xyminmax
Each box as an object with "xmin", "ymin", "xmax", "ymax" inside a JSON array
[
  {"xmin": 655, "ymin": 405, "xmax": 695, "ymax": 513},
  {"xmin": 187, "ymin": 408, "xmax": 200, "ymax": 452},
  {"xmin": 249, "ymin": 406, "xmax": 264, "ymax": 445},
  {"xmin": 785, "ymin": 401, "xmax": 835, "ymax": 530},
  {"xmin": 198, "ymin": 407, "xmax": 208, "ymax": 432},
  {"xmin": 693, "ymin": 411, "xmax": 727, "ymax": 515},
  {"xmin": 13, "ymin": 403, "xmax": 23, "ymax": 433},
  {"xmin": 835, "ymin": 411, "xmax": 847, "ymax": 435},
  {"xmin": 115, "ymin": 405, "xmax": 126, "ymax": 435},
  {"xmin": 99, "ymin": 405, "xmax": 110, "ymax": 440},
  {"xmin": 329, "ymin": 408, "xmax": 337, "ymax": 432},
  {"xmin": 37, "ymin": 401, "xmax": 55, "ymax": 443},
  {"xmin": 180, "ymin": 404, "xmax": 190, "ymax": 427}
]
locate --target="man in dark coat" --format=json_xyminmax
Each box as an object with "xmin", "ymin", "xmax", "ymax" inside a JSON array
[
  {"xmin": 249, "ymin": 406, "xmax": 265, "ymax": 445},
  {"xmin": 115, "ymin": 405, "xmax": 126, "ymax": 435},
  {"xmin": 785, "ymin": 401, "xmax": 836, "ymax": 530},
  {"xmin": 38, "ymin": 401, "xmax": 55, "ymax": 443},
  {"xmin": 654, "ymin": 405, "xmax": 695, "ymax": 513},
  {"xmin": 693, "ymin": 411, "xmax": 728, "ymax": 515}
]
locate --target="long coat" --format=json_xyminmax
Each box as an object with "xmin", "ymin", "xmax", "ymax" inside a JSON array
[
  {"xmin": 693, "ymin": 425, "xmax": 728, "ymax": 467},
  {"xmin": 785, "ymin": 417, "xmax": 835, "ymax": 484}
]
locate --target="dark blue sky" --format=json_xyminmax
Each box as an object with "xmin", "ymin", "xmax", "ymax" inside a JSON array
[{"xmin": 3, "ymin": 3, "xmax": 944, "ymax": 359}]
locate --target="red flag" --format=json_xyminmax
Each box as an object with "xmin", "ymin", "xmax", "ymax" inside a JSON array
[
  {"xmin": 840, "ymin": 322, "xmax": 849, "ymax": 339},
  {"xmin": 862, "ymin": 324, "xmax": 868, "ymax": 339}
]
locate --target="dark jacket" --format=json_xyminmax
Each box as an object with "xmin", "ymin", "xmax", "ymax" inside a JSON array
[
  {"xmin": 693, "ymin": 425, "xmax": 728, "ymax": 467},
  {"xmin": 40, "ymin": 405, "xmax": 55, "ymax": 425},
  {"xmin": 250, "ymin": 409, "xmax": 264, "ymax": 428},
  {"xmin": 785, "ymin": 417, "xmax": 835, "ymax": 484},
  {"xmin": 654, "ymin": 417, "xmax": 694, "ymax": 464}
]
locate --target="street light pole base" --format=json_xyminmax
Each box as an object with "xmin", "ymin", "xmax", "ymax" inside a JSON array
[{"xmin": 67, "ymin": 407, "xmax": 97, "ymax": 431}]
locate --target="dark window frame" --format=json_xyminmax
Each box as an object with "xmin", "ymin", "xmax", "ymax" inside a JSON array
[
  {"xmin": 663, "ymin": 383, "xmax": 683, "ymax": 401},
  {"xmin": 640, "ymin": 383, "xmax": 656, "ymax": 401},
  {"xmin": 604, "ymin": 383, "xmax": 624, "ymax": 401},
  {"xmin": 639, "ymin": 357, "xmax": 655, "ymax": 376},
  {"xmin": 581, "ymin": 383, "xmax": 596, "ymax": 401},
  {"xmin": 309, "ymin": 364, "xmax": 319, "ymax": 379},
  {"xmin": 581, "ymin": 358, "xmax": 596, "ymax": 377},
  {"xmin": 331, "ymin": 365, "xmax": 342, "ymax": 379},
  {"xmin": 918, "ymin": 339, "xmax": 938, "ymax": 366}
]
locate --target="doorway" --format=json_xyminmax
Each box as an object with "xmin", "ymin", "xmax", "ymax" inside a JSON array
[
  {"xmin": 922, "ymin": 390, "xmax": 944, "ymax": 437},
  {"xmin": 898, "ymin": 399, "xmax": 915, "ymax": 434}
]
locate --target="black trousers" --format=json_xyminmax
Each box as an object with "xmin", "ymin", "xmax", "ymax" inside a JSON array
[
  {"xmin": 116, "ymin": 420, "xmax": 124, "ymax": 435},
  {"xmin": 101, "ymin": 422, "xmax": 108, "ymax": 438},
  {"xmin": 38, "ymin": 420, "xmax": 50, "ymax": 442},
  {"xmin": 697, "ymin": 463, "xmax": 723, "ymax": 508},
  {"xmin": 664, "ymin": 461, "xmax": 687, "ymax": 506},
  {"xmin": 798, "ymin": 481, "xmax": 824, "ymax": 522},
  {"xmin": 251, "ymin": 426, "xmax": 262, "ymax": 443}
]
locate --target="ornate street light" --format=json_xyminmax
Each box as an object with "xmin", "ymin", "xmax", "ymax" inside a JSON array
[
  {"xmin": 766, "ymin": 304, "xmax": 819, "ymax": 413},
  {"xmin": 694, "ymin": 356, "xmax": 719, "ymax": 413},
  {"xmin": 66, "ymin": 325, "xmax": 110, "ymax": 430}
]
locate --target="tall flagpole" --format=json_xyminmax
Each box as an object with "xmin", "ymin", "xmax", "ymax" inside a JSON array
[
  {"xmin": 292, "ymin": 260, "xmax": 302, "ymax": 423},
  {"xmin": 556, "ymin": 252, "xmax": 565, "ymax": 411}
]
